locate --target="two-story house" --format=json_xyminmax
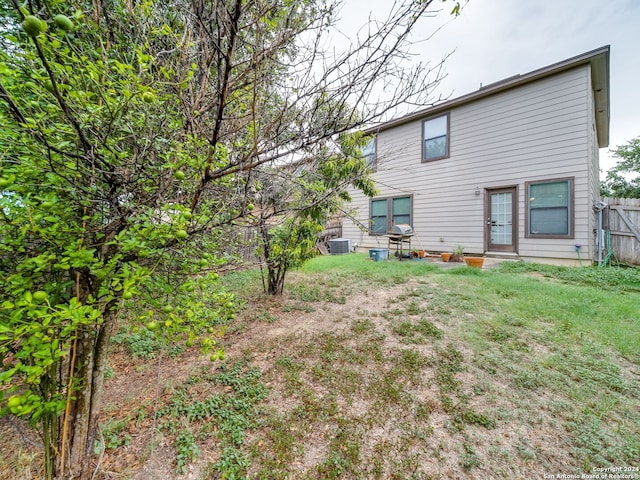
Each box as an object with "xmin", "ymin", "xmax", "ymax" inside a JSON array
[{"xmin": 342, "ymin": 46, "xmax": 610, "ymax": 265}]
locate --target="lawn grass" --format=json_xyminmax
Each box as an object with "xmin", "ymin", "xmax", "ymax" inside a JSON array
[
  {"xmin": 299, "ymin": 254, "xmax": 639, "ymax": 361},
  {"xmin": 301, "ymin": 250, "xmax": 441, "ymax": 280},
  {"xmin": 92, "ymin": 254, "xmax": 640, "ymax": 478},
  {"xmin": 222, "ymin": 255, "xmax": 639, "ymax": 476},
  {"xmin": 5, "ymin": 254, "xmax": 638, "ymax": 479},
  {"xmin": 216, "ymin": 255, "xmax": 640, "ymax": 474},
  {"xmin": 479, "ymin": 263, "xmax": 638, "ymax": 361}
]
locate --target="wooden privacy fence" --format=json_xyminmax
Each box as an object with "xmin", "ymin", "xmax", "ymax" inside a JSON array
[
  {"xmin": 232, "ymin": 220, "xmax": 343, "ymax": 262},
  {"xmin": 602, "ymin": 197, "xmax": 640, "ymax": 266}
]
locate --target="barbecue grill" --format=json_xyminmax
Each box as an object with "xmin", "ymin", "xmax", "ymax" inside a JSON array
[{"xmin": 386, "ymin": 224, "xmax": 414, "ymax": 260}]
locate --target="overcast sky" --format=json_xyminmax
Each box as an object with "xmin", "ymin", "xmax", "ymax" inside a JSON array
[{"xmin": 335, "ymin": 0, "xmax": 640, "ymax": 176}]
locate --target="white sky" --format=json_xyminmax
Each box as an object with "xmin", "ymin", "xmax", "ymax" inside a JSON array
[{"xmin": 334, "ymin": 0, "xmax": 640, "ymax": 177}]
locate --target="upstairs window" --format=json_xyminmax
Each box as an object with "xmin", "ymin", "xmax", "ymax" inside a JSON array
[
  {"xmin": 422, "ymin": 114, "xmax": 449, "ymax": 162},
  {"xmin": 363, "ymin": 137, "xmax": 376, "ymax": 172},
  {"xmin": 526, "ymin": 178, "xmax": 574, "ymax": 238}
]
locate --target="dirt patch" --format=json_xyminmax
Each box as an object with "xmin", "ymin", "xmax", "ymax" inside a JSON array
[{"xmin": 3, "ymin": 269, "xmax": 638, "ymax": 479}]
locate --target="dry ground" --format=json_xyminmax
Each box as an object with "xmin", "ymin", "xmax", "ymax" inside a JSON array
[{"xmin": 2, "ymin": 263, "xmax": 638, "ymax": 479}]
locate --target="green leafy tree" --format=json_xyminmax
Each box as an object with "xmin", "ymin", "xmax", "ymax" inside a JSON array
[
  {"xmin": 253, "ymin": 132, "xmax": 377, "ymax": 294},
  {"xmin": 601, "ymin": 137, "xmax": 640, "ymax": 198},
  {"xmin": 1, "ymin": 0, "xmax": 454, "ymax": 477}
]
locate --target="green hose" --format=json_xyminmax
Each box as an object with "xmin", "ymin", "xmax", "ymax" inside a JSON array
[
  {"xmin": 575, "ymin": 244, "xmax": 583, "ymax": 267},
  {"xmin": 602, "ymin": 230, "xmax": 618, "ymax": 267}
]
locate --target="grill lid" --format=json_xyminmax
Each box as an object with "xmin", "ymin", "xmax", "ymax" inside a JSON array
[{"xmin": 391, "ymin": 224, "xmax": 413, "ymax": 235}]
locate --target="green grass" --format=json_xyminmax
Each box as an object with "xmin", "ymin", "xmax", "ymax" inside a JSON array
[
  {"xmin": 298, "ymin": 254, "xmax": 639, "ymax": 360},
  {"xmin": 95, "ymin": 254, "xmax": 640, "ymax": 478},
  {"xmin": 495, "ymin": 261, "xmax": 640, "ymax": 292},
  {"xmin": 476, "ymin": 267, "xmax": 639, "ymax": 361},
  {"xmin": 301, "ymin": 252, "xmax": 440, "ymax": 284}
]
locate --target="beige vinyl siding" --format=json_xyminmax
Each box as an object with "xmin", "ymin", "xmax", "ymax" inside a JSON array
[{"xmin": 343, "ymin": 65, "xmax": 595, "ymax": 262}]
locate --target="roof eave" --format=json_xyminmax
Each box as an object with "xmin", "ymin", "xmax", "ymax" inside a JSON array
[
  {"xmin": 365, "ymin": 46, "xmax": 611, "ymax": 148},
  {"xmin": 589, "ymin": 48, "xmax": 610, "ymax": 148}
]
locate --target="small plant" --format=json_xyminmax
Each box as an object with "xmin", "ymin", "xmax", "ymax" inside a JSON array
[
  {"xmin": 416, "ymin": 318, "xmax": 444, "ymax": 339},
  {"xmin": 405, "ymin": 300, "xmax": 423, "ymax": 315},
  {"xmin": 350, "ymin": 319, "xmax": 375, "ymax": 335},
  {"xmin": 112, "ymin": 326, "xmax": 181, "ymax": 359},
  {"xmin": 454, "ymin": 408, "xmax": 496, "ymax": 429},
  {"xmin": 211, "ymin": 447, "xmax": 250, "ymax": 478},
  {"xmin": 255, "ymin": 309, "xmax": 279, "ymax": 323},
  {"xmin": 316, "ymin": 422, "xmax": 362, "ymax": 478},
  {"xmin": 451, "ymin": 245, "xmax": 464, "ymax": 262},
  {"xmin": 460, "ymin": 442, "xmax": 481, "ymax": 471},
  {"xmin": 392, "ymin": 318, "xmax": 443, "ymax": 344},
  {"xmin": 96, "ymin": 418, "xmax": 131, "ymax": 452},
  {"xmin": 175, "ymin": 429, "xmax": 200, "ymax": 474},
  {"xmin": 275, "ymin": 355, "xmax": 303, "ymax": 393},
  {"xmin": 288, "ymin": 283, "xmax": 323, "ymax": 302}
]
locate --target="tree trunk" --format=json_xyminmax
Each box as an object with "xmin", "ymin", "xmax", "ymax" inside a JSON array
[
  {"xmin": 67, "ymin": 331, "xmax": 96, "ymax": 478},
  {"xmin": 267, "ymin": 263, "xmax": 286, "ymax": 295},
  {"xmin": 88, "ymin": 312, "xmax": 119, "ymax": 454},
  {"xmin": 62, "ymin": 275, "xmax": 119, "ymax": 479}
]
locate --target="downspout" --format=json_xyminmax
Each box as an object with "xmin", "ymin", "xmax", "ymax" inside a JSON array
[{"xmin": 594, "ymin": 201, "xmax": 607, "ymax": 266}]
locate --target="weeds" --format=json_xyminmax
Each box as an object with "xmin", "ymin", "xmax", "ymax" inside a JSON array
[
  {"xmin": 91, "ymin": 254, "xmax": 639, "ymax": 479},
  {"xmin": 158, "ymin": 362, "xmax": 268, "ymax": 475},
  {"xmin": 350, "ymin": 318, "xmax": 376, "ymax": 335},
  {"xmin": 175, "ymin": 429, "xmax": 199, "ymax": 474},
  {"xmin": 460, "ymin": 442, "xmax": 481, "ymax": 471},
  {"xmin": 392, "ymin": 317, "xmax": 443, "ymax": 344},
  {"xmin": 275, "ymin": 355, "xmax": 303, "ymax": 393},
  {"xmin": 316, "ymin": 421, "xmax": 362, "ymax": 478},
  {"xmin": 282, "ymin": 302, "xmax": 316, "ymax": 313},
  {"xmin": 433, "ymin": 344, "xmax": 496, "ymax": 438},
  {"xmin": 97, "ymin": 418, "xmax": 131, "ymax": 452},
  {"xmin": 455, "ymin": 409, "xmax": 496, "ymax": 429},
  {"xmin": 111, "ymin": 327, "xmax": 178, "ymax": 359},
  {"xmin": 253, "ymin": 309, "xmax": 279, "ymax": 323},
  {"xmin": 513, "ymin": 368, "xmax": 547, "ymax": 390}
]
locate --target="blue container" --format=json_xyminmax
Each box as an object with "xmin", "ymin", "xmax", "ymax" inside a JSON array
[{"xmin": 368, "ymin": 248, "xmax": 389, "ymax": 262}]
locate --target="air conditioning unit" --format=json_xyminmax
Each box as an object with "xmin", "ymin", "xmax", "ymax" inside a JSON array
[{"xmin": 329, "ymin": 238, "xmax": 351, "ymax": 255}]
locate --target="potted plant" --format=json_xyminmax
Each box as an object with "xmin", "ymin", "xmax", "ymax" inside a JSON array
[
  {"xmin": 440, "ymin": 252, "xmax": 451, "ymax": 262},
  {"xmin": 450, "ymin": 245, "xmax": 464, "ymax": 262}
]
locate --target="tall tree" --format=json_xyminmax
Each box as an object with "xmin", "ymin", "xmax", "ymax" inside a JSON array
[
  {"xmin": 0, "ymin": 0, "xmax": 455, "ymax": 477},
  {"xmin": 601, "ymin": 137, "xmax": 640, "ymax": 199}
]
